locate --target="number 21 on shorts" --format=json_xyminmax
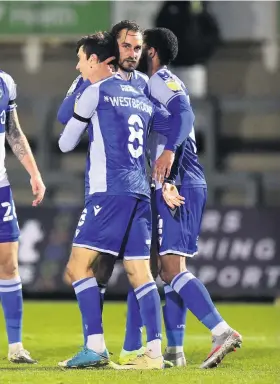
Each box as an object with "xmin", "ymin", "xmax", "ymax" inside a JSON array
[{"xmin": 1, "ymin": 201, "xmax": 17, "ymax": 222}]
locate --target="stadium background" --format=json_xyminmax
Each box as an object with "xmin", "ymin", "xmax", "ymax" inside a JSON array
[
  {"xmin": 0, "ymin": 2, "xmax": 279, "ymax": 383},
  {"xmin": 1, "ymin": 0, "xmax": 279, "ymax": 300}
]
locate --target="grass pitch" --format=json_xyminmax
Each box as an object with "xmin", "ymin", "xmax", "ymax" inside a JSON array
[{"xmin": 0, "ymin": 302, "xmax": 279, "ymax": 384}]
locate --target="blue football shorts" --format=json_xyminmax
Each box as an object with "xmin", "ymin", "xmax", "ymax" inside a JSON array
[
  {"xmin": 73, "ymin": 194, "xmax": 152, "ymax": 260},
  {"xmin": 155, "ymin": 186, "xmax": 207, "ymax": 257},
  {"xmin": 0, "ymin": 185, "xmax": 20, "ymax": 243}
]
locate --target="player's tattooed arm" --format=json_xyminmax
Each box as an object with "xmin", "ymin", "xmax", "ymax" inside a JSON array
[
  {"xmin": 5, "ymin": 108, "xmax": 29, "ymax": 161},
  {"xmin": 5, "ymin": 108, "xmax": 46, "ymax": 206}
]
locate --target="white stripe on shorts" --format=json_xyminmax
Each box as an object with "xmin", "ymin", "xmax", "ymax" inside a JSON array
[
  {"xmin": 124, "ymin": 255, "xmax": 150, "ymax": 260},
  {"xmin": 72, "ymin": 243, "xmax": 119, "ymax": 256},
  {"xmin": 159, "ymin": 249, "xmax": 198, "ymax": 257}
]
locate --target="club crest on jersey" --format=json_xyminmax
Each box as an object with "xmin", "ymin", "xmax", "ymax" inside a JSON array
[{"xmin": 165, "ymin": 79, "xmax": 182, "ymax": 92}]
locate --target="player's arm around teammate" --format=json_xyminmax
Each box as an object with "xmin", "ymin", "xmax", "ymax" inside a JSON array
[
  {"xmin": 58, "ymin": 36, "xmax": 115, "ymax": 283},
  {"xmin": 57, "ymin": 32, "xmax": 180, "ymax": 369},
  {"xmin": 57, "ymin": 36, "xmax": 116, "ymax": 289}
]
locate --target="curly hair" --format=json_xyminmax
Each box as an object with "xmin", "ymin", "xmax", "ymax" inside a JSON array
[{"xmin": 144, "ymin": 27, "xmax": 178, "ymax": 65}]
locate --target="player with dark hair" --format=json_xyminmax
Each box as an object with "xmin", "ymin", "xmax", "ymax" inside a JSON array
[
  {"xmin": 111, "ymin": 19, "xmax": 142, "ymax": 38},
  {"xmin": 57, "ymin": 23, "xmax": 183, "ymax": 368},
  {"xmin": 57, "ymin": 31, "xmax": 192, "ymax": 369},
  {"xmin": 140, "ymin": 27, "xmax": 242, "ymax": 369},
  {"xmin": 57, "ymin": 23, "xmax": 153, "ymax": 366},
  {"xmin": 110, "ymin": 20, "xmax": 143, "ymax": 76},
  {"xmin": 58, "ymin": 32, "xmax": 117, "ymax": 125},
  {"xmin": 138, "ymin": 27, "xmax": 178, "ymax": 74}
]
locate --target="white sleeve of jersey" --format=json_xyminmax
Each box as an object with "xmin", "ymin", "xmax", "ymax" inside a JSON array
[
  {"xmin": 59, "ymin": 84, "xmax": 99, "ymax": 152},
  {"xmin": 1, "ymin": 72, "xmax": 17, "ymax": 110},
  {"xmin": 74, "ymin": 84, "xmax": 99, "ymax": 119},
  {"xmin": 148, "ymin": 73, "xmax": 185, "ymax": 108},
  {"xmin": 58, "ymin": 118, "xmax": 87, "ymax": 153}
]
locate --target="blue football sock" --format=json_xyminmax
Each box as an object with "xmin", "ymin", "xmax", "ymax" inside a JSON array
[
  {"xmin": 123, "ymin": 287, "xmax": 143, "ymax": 351},
  {"xmin": 171, "ymin": 271, "xmax": 223, "ymax": 330},
  {"xmin": 135, "ymin": 282, "xmax": 162, "ymax": 343},
  {"xmin": 0, "ymin": 277, "xmax": 23, "ymax": 344},
  {"xmin": 73, "ymin": 277, "xmax": 103, "ymax": 345},
  {"xmin": 163, "ymin": 284, "xmax": 187, "ymax": 347}
]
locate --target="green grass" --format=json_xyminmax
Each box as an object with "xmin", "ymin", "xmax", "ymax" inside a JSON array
[{"xmin": 0, "ymin": 302, "xmax": 279, "ymax": 384}]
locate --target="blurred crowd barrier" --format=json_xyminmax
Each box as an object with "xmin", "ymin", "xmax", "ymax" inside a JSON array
[{"xmin": 17, "ymin": 205, "xmax": 280, "ymax": 300}]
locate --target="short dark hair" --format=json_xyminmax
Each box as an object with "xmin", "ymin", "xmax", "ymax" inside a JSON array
[
  {"xmin": 144, "ymin": 28, "xmax": 178, "ymax": 65},
  {"xmin": 76, "ymin": 31, "xmax": 116, "ymax": 61},
  {"xmin": 110, "ymin": 20, "xmax": 142, "ymax": 39}
]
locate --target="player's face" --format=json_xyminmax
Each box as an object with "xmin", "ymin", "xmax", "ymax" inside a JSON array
[
  {"xmin": 76, "ymin": 46, "xmax": 92, "ymax": 80},
  {"xmin": 117, "ymin": 29, "xmax": 143, "ymax": 72}
]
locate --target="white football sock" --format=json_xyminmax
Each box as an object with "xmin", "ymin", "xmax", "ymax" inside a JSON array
[
  {"xmin": 146, "ymin": 339, "xmax": 162, "ymax": 358},
  {"xmin": 87, "ymin": 334, "xmax": 106, "ymax": 353},
  {"xmin": 9, "ymin": 342, "xmax": 23, "ymax": 354},
  {"xmin": 211, "ymin": 321, "xmax": 231, "ymax": 337}
]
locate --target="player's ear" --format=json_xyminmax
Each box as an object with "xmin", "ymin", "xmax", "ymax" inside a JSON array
[
  {"xmin": 149, "ymin": 47, "xmax": 156, "ymax": 59},
  {"xmin": 89, "ymin": 53, "xmax": 98, "ymax": 65}
]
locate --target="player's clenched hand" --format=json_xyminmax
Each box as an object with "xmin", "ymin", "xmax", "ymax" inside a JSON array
[
  {"xmin": 152, "ymin": 150, "xmax": 175, "ymax": 184},
  {"xmin": 88, "ymin": 56, "xmax": 116, "ymax": 84},
  {"xmin": 30, "ymin": 174, "xmax": 46, "ymax": 207},
  {"xmin": 162, "ymin": 183, "xmax": 185, "ymax": 209}
]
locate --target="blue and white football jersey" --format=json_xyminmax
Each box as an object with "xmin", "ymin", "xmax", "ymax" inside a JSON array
[
  {"xmin": 57, "ymin": 71, "xmax": 150, "ymax": 201},
  {"xmin": 57, "ymin": 70, "xmax": 148, "ymax": 128},
  {"xmin": 59, "ymin": 74, "xmax": 168, "ymax": 201},
  {"xmin": 129, "ymin": 70, "xmax": 149, "ymax": 96},
  {"xmin": 147, "ymin": 67, "xmax": 206, "ymax": 189},
  {"xmin": 0, "ymin": 70, "xmax": 17, "ymax": 188}
]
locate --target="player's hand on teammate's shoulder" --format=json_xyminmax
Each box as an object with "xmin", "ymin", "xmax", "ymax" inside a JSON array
[
  {"xmin": 152, "ymin": 150, "xmax": 175, "ymax": 184},
  {"xmin": 30, "ymin": 173, "xmax": 46, "ymax": 207},
  {"xmin": 88, "ymin": 56, "xmax": 116, "ymax": 84},
  {"xmin": 162, "ymin": 182, "xmax": 185, "ymax": 210}
]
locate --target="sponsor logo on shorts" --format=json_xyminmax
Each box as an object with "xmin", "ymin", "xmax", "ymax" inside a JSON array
[{"xmin": 93, "ymin": 205, "xmax": 102, "ymax": 216}]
